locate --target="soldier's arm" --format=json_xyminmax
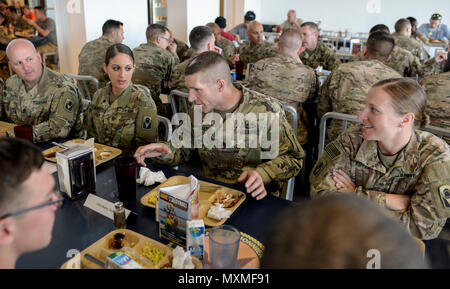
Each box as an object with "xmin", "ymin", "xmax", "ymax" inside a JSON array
[
  {"xmin": 394, "ymin": 159, "xmax": 450, "ymax": 240},
  {"xmin": 327, "ymin": 52, "xmax": 341, "ymax": 72},
  {"xmin": 317, "ymin": 71, "xmax": 335, "ymax": 118},
  {"xmin": 254, "ymin": 113, "xmax": 305, "ymax": 185},
  {"xmin": 135, "ymin": 93, "xmax": 158, "ymax": 146},
  {"xmin": 33, "ymin": 85, "xmax": 81, "ymax": 143},
  {"xmin": 414, "ymin": 54, "xmax": 446, "ymax": 77}
]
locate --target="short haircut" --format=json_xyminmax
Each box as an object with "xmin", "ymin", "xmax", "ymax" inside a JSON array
[
  {"xmin": 244, "ymin": 11, "xmax": 256, "ymax": 21},
  {"xmin": 369, "ymin": 24, "xmax": 390, "ymax": 33},
  {"xmin": 146, "ymin": 24, "xmax": 168, "ymax": 42},
  {"xmin": 206, "ymin": 22, "xmax": 220, "ymax": 33},
  {"xmin": 407, "ymin": 17, "xmax": 417, "ymax": 24},
  {"xmin": 34, "ymin": 6, "xmax": 46, "ymax": 15},
  {"xmin": 105, "ymin": 43, "xmax": 134, "ymax": 66},
  {"xmin": 261, "ymin": 194, "xmax": 427, "ymax": 269},
  {"xmin": 395, "ymin": 18, "xmax": 411, "ymax": 33},
  {"xmin": 279, "ymin": 28, "xmax": 302, "ymax": 51},
  {"xmin": 300, "ymin": 22, "xmax": 319, "ymax": 33},
  {"xmin": 189, "ymin": 26, "xmax": 213, "ymax": 51},
  {"xmin": 102, "ymin": 19, "xmax": 123, "ymax": 36},
  {"xmin": 185, "ymin": 51, "xmax": 230, "ymax": 85},
  {"xmin": 215, "ymin": 16, "xmax": 226, "ymax": 29},
  {"xmin": 366, "ymin": 31, "xmax": 395, "ymax": 62},
  {"xmin": 0, "ymin": 138, "xmax": 44, "ymax": 217}
]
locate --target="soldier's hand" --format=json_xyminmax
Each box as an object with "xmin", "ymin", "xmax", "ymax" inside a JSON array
[
  {"xmin": 134, "ymin": 143, "xmax": 172, "ymax": 167},
  {"xmin": 167, "ymin": 42, "xmax": 177, "ymax": 54},
  {"xmin": 230, "ymin": 54, "xmax": 240, "ymax": 65},
  {"xmin": 332, "ymin": 169, "xmax": 356, "ymax": 192},
  {"xmin": 434, "ymin": 51, "xmax": 448, "ymax": 62},
  {"xmin": 238, "ymin": 170, "xmax": 267, "ymax": 200},
  {"xmin": 386, "ymin": 194, "xmax": 410, "ymax": 211}
]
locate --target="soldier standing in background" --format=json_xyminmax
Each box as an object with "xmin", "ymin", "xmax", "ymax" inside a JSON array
[
  {"xmin": 0, "ymin": 39, "xmax": 82, "ymax": 142},
  {"xmin": 135, "ymin": 51, "xmax": 304, "ymax": 199},
  {"xmin": 78, "ymin": 19, "xmax": 124, "ymax": 97},
  {"xmin": 299, "ymin": 22, "xmax": 341, "ymax": 72}
]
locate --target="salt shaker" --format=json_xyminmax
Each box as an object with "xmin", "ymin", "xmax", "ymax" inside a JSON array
[{"xmin": 114, "ymin": 202, "xmax": 126, "ymax": 229}]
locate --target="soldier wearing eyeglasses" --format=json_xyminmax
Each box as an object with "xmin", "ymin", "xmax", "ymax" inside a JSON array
[{"xmin": 0, "ymin": 138, "xmax": 64, "ymax": 269}]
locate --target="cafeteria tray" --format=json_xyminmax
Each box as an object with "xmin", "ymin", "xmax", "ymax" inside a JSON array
[
  {"xmin": 0, "ymin": 121, "xmax": 15, "ymax": 133},
  {"xmin": 141, "ymin": 175, "xmax": 246, "ymax": 227},
  {"xmin": 60, "ymin": 229, "xmax": 202, "ymax": 269},
  {"xmin": 42, "ymin": 139, "xmax": 122, "ymax": 166}
]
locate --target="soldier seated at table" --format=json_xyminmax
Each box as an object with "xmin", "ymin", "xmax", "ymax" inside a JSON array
[
  {"xmin": 0, "ymin": 39, "xmax": 82, "ymax": 142},
  {"xmin": 279, "ymin": 10, "xmax": 303, "ymax": 33},
  {"xmin": 233, "ymin": 21, "xmax": 278, "ymax": 68},
  {"xmin": 78, "ymin": 19, "xmax": 124, "ymax": 97},
  {"xmin": 392, "ymin": 18, "xmax": 430, "ymax": 64},
  {"xmin": 0, "ymin": 138, "xmax": 63, "ymax": 269},
  {"xmin": 169, "ymin": 26, "xmax": 215, "ymax": 94},
  {"xmin": 261, "ymin": 194, "xmax": 427, "ymax": 269},
  {"xmin": 419, "ymin": 71, "xmax": 450, "ymax": 144},
  {"xmin": 247, "ymin": 28, "xmax": 319, "ymax": 146},
  {"xmin": 418, "ymin": 13, "xmax": 449, "ymax": 44},
  {"xmin": 319, "ymin": 31, "xmax": 401, "ymax": 142},
  {"xmin": 206, "ymin": 22, "xmax": 235, "ymax": 67},
  {"xmin": 311, "ymin": 78, "xmax": 450, "ymax": 240},
  {"xmin": 4, "ymin": 6, "xmax": 31, "ymax": 33},
  {"xmin": 407, "ymin": 17, "xmax": 429, "ymax": 45},
  {"xmin": 132, "ymin": 24, "xmax": 178, "ymax": 118},
  {"xmin": 135, "ymin": 51, "xmax": 304, "ymax": 200},
  {"xmin": 84, "ymin": 44, "xmax": 158, "ymax": 156},
  {"xmin": 299, "ymin": 22, "xmax": 341, "ymax": 72},
  {"xmin": 24, "ymin": 7, "xmax": 57, "ymax": 58}
]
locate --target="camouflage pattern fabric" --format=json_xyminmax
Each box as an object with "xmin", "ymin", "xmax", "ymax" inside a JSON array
[
  {"xmin": 419, "ymin": 71, "xmax": 450, "ymax": 144},
  {"xmin": 300, "ymin": 41, "xmax": 341, "ymax": 72},
  {"xmin": 413, "ymin": 32, "xmax": 429, "ymax": 45},
  {"xmin": 216, "ymin": 37, "xmax": 235, "ymax": 65},
  {"xmin": 174, "ymin": 38, "xmax": 189, "ymax": 60},
  {"xmin": 132, "ymin": 42, "xmax": 177, "ymax": 118},
  {"xmin": 0, "ymin": 29, "xmax": 11, "ymax": 45},
  {"xmin": 11, "ymin": 16, "xmax": 31, "ymax": 32},
  {"xmin": 0, "ymin": 50, "xmax": 10, "ymax": 82},
  {"xmin": 393, "ymin": 33, "xmax": 430, "ymax": 63},
  {"xmin": 78, "ymin": 36, "xmax": 115, "ymax": 97},
  {"xmin": 310, "ymin": 126, "xmax": 450, "ymax": 240},
  {"xmin": 1, "ymin": 66, "xmax": 83, "ymax": 142},
  {"xmin": 247, "ymin": 53, "xmax": 319, "ymax": 145},
  {"xmin": 153, "ymin": 86, "xmax": 305, "ymax": 197},
  {"xmin": 280, "ymin": 19, "xmax": 303, "ymax": 32},
  {"xmin": 352, "ymin": 47, "xmax": 441, "ymax": 78},
  {"xmin": 319, "ymin": 59, "xmax": 401, "ymax": 141},
  {"xmin": 84, "ymin": 83, "xmax": 158, "ymax": 155},
  {"xmin": 238, "ymin": 41, "xmax": 278, "ymax": 67}
]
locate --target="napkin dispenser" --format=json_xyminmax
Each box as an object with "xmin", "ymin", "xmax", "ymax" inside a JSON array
[{"xmin": 56, "ymin": 144, "xmax": 96, "ymax": 200}]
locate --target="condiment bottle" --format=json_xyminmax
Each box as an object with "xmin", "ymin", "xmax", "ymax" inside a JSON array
[{"xmin": 114, "ymin": 202, "xmax": 126, "ymax": 229}]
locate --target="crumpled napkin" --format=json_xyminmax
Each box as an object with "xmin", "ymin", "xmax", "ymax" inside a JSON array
[
  {"xmin": 172, "ymin": 246, "xmax": 195, "ymax": 269},
  {"xmin": 136, "ymin": 167, "xmax": 167, "ymax": 186},
  {"xmin": 207, "ymin": 203, "xmax": 232, "ymax": 220}
]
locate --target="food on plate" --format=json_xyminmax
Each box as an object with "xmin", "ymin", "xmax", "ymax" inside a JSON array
[
  {"xmin": 141, "ymin": 243, "xmax": 166, "ymax": 265},
  {"xmin": 214, "ymin": 192, "xmax": 242, "ymax": 208},
  {"xmin": 111, "ymin": 233, "xmax": 126, "ymax": 250}
]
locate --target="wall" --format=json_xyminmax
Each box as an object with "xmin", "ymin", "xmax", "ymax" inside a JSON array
[
  {"xmin": 255, "ymin": 0, "xmax": 449, "ymax": 34},
  {"xmin": 83, "ymin": 0, "xmax": 148, "ymax": 50},
  {"xmin": 186, "ymin": 0, "xmax": 219, "ymax": 46},
  {"xmin": 167, "ymin": 0, "xmax": 188, "ymax": 42}
]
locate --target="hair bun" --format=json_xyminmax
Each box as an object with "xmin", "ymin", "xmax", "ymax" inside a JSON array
[{"xmin": 419, "ymin": 113, "xmax": 431, "ymax": 128}]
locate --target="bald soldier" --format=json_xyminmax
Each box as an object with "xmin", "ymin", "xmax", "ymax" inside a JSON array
[
  {"xmin": 393, "ymin": 18, "xmax": 429, "ymax": 64},
  {"xmin": 235, "ymin": 21, "xmax": 278, "ymax": 67},
  {"xmin": 135, "ymin": 51, "xmax": 304, "ymax": 199},
  {"xmin": 319, "ymin": 31, "xmax": 401, "ymax": 141},
  {"xmin": 248, "ymin": 28, "xmax": 318, "ymax": 145},
  {"xmin": 419, "ymin": 71, "xmax": 450, "ymax": 144},
  {"xmin": 280, "ymin": 10, "xmax": 303, "ymax": 32},
  {"xmin": 206, "ymin": 22, "xmax": 235, "ymax": 66},
  {"xmin": 78, "ymin": 19, "xmax": 124, "ymax": 97},
  {"xmin": 300, "ymin": 22, "xmax": 341, "ymax": 72},
  {"xmin": 132, "ymin": 24, "xmax": 178, "ymax": 118},
  {"xmin": 0, "ymin": 39, "xmax": 82, "ymax": 142}
]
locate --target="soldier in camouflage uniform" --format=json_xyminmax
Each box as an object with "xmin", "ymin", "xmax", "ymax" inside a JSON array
[
  {"xmin": 280, "ymin": 10, "xmax": 303, "ymax": 32},
  {"xmin": 300, "ymin": 22, "xmax": 341, "ymax": 72},
  {"xmin": 1, "ymin": 39, "xmax": 82, "ymax": 142},
  {"xmin": 311, "ymin": 78, "xmax": 450, "ymax": 240},
  {"xmin": 169, "ymin": 26, "xmax": 215, "ymax": 115},
  {"xmin": 84, "ymin": 43, "xmax": 158, "ymax": 155},
  {"xmin": 135, "ymin": 51, "xmax": 304, "ymax": 199},
  {"xmin": 408, "ymin": 17, "xmax": 429, "ymax": 45},
  {"xmin": 237, "ymin": 21, "xmax": 278, "ymax": 67},
  {"xmin": 207, "ymin": 22, "xmax": 235, "ymax": 66},
  {"xmin": 393, "ymin": 19, "xmax": 429, "ymax": 64},
  {"xmin": 320, "ymin": 31, "xmax": 401, "ymax": 141},
  {"xmin": 5, "ymin": 7, "xmax": 31, "ymax": 32},
  {"xmin": 78, "ymin": 20, "xmax": 124, "ymax": 97},
  {"xmin": 247, "ymin": 29, "xmax": 318, "ymax": 145},
  {"xmin": 419, "ymin": 71, "xmax": 450, "ymax": 144},
  {"xmin": 132, "ymin": 24, "xmax": 178, "ymax": 118},
  {"xmin": 174, "ymin": 38, "xmax": 189, "ymax": 61}
]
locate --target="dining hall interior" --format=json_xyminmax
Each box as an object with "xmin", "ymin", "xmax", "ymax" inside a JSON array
[{"xmin": 0, "ymin": 0, "xmax": 449, "ymax": 271}]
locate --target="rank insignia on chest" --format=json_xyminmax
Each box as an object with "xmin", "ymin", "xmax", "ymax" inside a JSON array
[
  {"xmin": 439, "ymin": 185, "xmax": 450, "ymax": 209},
  {"xmin": 65, "ymin": 99, "xmax": 73, "ymax": 112},
  {"xmin": 143, "ymin": 116, "xmax": 152, "ymax": 130}
]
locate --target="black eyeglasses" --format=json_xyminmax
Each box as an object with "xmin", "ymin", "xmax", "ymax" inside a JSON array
[
  {"xmin": 431, "ymin": 14, "xmax": 442, "ymax": 20},
  {"xmin": 0, "ymin": 191, "xmax": 65, "ymax": 220}
]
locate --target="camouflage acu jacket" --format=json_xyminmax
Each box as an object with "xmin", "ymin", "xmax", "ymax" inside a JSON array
[
  {"xmin": 84, "ymin": 83, "xmax": 158, "ymax": 155},
  {"xmin": 310, "ymin": 126, "xmax": 450, "ymax": 240},
  {"xmin": 300, "ymin": 41, "xmax": 341, "ymax": 72},
  {"xmin": 1, "ymin": 66, "xmax": 82, "ymax": 142},
  {"xmin": 393, "ymin": 33, "xmax": 430, "ymax": 63},
  {"xmin": 239, "ymin": 41, "xmax": 278, "ymax": 67}
]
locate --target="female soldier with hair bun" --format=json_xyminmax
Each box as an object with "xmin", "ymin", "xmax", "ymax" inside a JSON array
[{"xmin": 310, "ymin": 78, "xmax": 450, "ymax": 240}]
